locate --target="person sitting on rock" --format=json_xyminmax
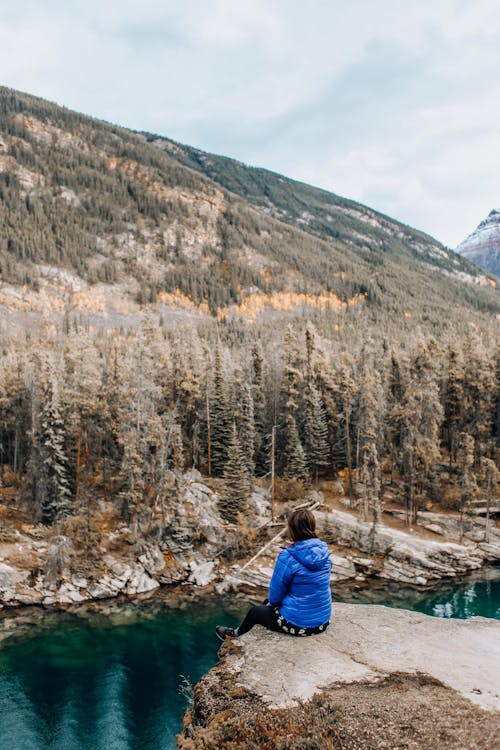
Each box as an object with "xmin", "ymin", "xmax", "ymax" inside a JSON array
[{"xmin": 216, "ymin": 508, "xmax": 332, "ymax": 640}]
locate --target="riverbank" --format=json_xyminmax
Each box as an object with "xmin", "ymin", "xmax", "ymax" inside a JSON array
[
  {"xmin": 1, "ymin": 472, "xmax": 499, "ymax": 611},
  {"xmin": 178, "ymin": 604, "xmax": 500, "ymax": 750},
  {"xmin": 1, "ymin": 565, "xmax": 499, "ymax": 653}
]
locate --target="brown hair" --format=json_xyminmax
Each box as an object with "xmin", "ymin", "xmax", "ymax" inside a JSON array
[{"xmin": 287, "ymin": 509, "xmax": 317, "ymax": 542}]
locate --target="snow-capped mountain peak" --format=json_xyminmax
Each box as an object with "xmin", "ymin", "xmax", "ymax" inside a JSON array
[{"xmin": 455, "ymin": 209, "xmax": 500, "ymax": 277}]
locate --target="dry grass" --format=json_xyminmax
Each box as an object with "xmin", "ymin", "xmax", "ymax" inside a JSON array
[{"xmin": 178, "ymin": 666, "xmax": 500, "ymax": 750}]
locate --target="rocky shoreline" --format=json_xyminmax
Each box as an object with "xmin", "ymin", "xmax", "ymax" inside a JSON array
[
  {"xmin": 1, "ymin": 472, "xmax": 499, "ymax": 612},
  {"xmin": 178, "ymin": 604, "xmax": 500, "ymax": 750}
]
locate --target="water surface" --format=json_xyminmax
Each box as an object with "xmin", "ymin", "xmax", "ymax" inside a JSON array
[{"xmin": 0, "ymin": 598, "xmax": 245, "ymax": 750}]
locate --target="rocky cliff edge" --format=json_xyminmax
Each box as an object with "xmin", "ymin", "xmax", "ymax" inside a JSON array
[{"xmin": 178, "ymin": 604, "xmax": 500, "ymax": 750}]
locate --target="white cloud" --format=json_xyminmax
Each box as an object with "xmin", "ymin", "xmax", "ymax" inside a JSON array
[{"xmin": 0, "ymin": 0, "xmax": 498, "ymax": 246}]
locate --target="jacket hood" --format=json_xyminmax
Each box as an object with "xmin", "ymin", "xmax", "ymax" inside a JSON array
[{"xmin": 287, "ymin": 538, "xmax": 331, "ymax": 571}]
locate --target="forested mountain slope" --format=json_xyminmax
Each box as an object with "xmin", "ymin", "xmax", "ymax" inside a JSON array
[
  {"xmin": 0, "ymin": 86, "xmax": 498, "ymax": 331},
  {"xmin": 146, "ymin": 132, "xmax": 467, "ymax": 269}
]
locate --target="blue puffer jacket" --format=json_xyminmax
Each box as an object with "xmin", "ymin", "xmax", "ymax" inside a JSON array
[{"xmin": 268, "ymin": 538, "xmax": 332, "ymax": 628}]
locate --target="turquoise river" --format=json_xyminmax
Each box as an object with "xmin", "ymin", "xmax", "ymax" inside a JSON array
[{"xmin": 0, "ymin": 568, "xmax": 499, "ymax": 750}]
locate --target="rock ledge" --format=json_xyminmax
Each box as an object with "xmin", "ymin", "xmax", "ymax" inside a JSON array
[{"xmin": 179, "ymin": 604, "xmax": 500, "ymax": 749}]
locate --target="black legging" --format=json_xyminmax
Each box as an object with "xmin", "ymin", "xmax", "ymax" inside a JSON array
[{"xmin": 237, "ymin": 604, "xmax": 281, "ymax": 636}]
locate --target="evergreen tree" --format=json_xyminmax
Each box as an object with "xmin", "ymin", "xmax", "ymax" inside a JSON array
[
  {"xmin": 30, "ymin": 361, "xmax": 72, "ymax": 524},
  {"xmin": 443, "ymin": 347, "xmax": 465, "ymax": 466},
  {"xmin": 276, "ymin": 326, "xmax": 304, "ymax": 474},
  {"xmin": 237, "ymin": 382, "xmax": 256, "ymax": 478},
  {"xmin": 115, "ymin": 332, "xmax": 164, "ymax": 532},
  {"xmin": 171, "ymin": 419, "xmax": 185, "ymax": 471},
  {"xmin": 63, "ymin": 331, "xmax": 105, "ymax": 506},
  {"xmin": 385, "ymin": 351, "xmax": 406, "ymax": 480},
  {"xmin": 481, "ymin": 456, "xmax": 499, "ymax": 543},
  {"xmin": 456, "ymin": 431, "xmax": 477, "ymax": 542},
  {"xmin": 302, "ymin": 381, "xmax": 329, "ymax": 481},
  {"xmin": 210, "ymin": 347, "xmax": 233, "ymax": 476},
  {"xmin": 283, "ymin": 417, "xmax": 308, "ymax": 482},
  {"xmin": 463, "ymin": 339, "xmax": 495, "ymax": 467},
  {"xmin": 171, "ymin": 329, "xmax": 203, "ymax": 467},
  {"xmin": 399, "ymin": 343, "xmax": 443, "ymax": 524},
  {"xmin": 251, "ymin": 342, "xmax": 268, "ymax": 475},
  {"xmin": 357, "ymin": 365, "xmax": 383, "ymax": 527},
  {"xmin": 491, "ymin": 346, "xmax": 500, "ymax": 451},
  {"xmin": 281, "ymin": 325, "xmax": 303, "ymax": 418},
  {"xmin": 220, "ymin": 423, "xmax": 250, "ymax": 523},
  {"xmin": 337, "ymin": 360, "xmax": 356, "ymax": 501},
  {"xmin": 117, "ymin": 428, "xmax": 144, "ymax": 529},
  {"xmin": 0, "ymin": 350, "xmax": 30, "ymax": 480}
]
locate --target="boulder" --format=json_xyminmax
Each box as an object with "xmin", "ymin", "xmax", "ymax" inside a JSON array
[
  {"xmin": 138, "ymin": 545, "xmax": 166, "ymax": 577},
  {"xmin": 0, "ymin": 563, "xmax": 24, "ymax": 602},
  {"xmin": 125, "ymin": 568, "xmax": 159, "ymax": 595},
  {"xmin": 55, "ymin": 582, "xmax": 88, "ymax": 604},
  {"xmin": 247, "ymin": 488, "xmax": 270, "ymax": 518},
  {"xmin": 330, "ymin": 554, "xmax": 356, "ymax": 581},
  {"xmin": 188, "ymin": 560, "xmax": 216, "ymax": 587}
]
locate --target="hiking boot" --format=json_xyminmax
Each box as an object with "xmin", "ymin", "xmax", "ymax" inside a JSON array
[{"xmin": 215, "ymin": 625, "xmax": 237, "ymax": 641}]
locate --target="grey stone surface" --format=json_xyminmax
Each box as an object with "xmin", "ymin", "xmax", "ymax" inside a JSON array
[
  {"xmin": 231, "ymin": 603, "xmax": 500, "ymax": 712},
  {"xmin": 317, "ymin": 509, "xmax": 487, "ymax": 584}
]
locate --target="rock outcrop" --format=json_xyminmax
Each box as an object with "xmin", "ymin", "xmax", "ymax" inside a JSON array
[
  {"xmin": 0, "ymin": 472, "xmax": 226, "ymax": 608},
  {"xmin": 179, "ymin": 604, "xmax": 500, "ymax": 750},
  {"xmin": 317, "ymin": 509, "xmax": 487, "ymax": 585},
  {"xmin": 226, "ymin": 508, "xmax": 499, "ymax": 594}
]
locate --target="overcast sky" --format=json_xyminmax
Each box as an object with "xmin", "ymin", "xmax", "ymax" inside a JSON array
[{"xmin": 1, "ymin": 0, "xmax": 498, "ymax": 247}]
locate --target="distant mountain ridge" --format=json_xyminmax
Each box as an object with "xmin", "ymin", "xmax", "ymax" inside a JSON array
[
  {"xmin": 0, "ymin": 86, "xmax": 498, "ymax": 331},
  {"xmin": 455, "ymin": 210, "xmax": 500, "ymax": 277}
]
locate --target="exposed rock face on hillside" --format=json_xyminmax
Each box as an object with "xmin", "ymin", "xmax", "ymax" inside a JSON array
[
  {"xmin": 178, "ymin": 604, "xmax": 500, "ymax": 750},
  {"xmin": 456, "ymin": 209, "xmax": 500, "ymax": 277}
]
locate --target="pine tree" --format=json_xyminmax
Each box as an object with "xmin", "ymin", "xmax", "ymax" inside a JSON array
[
  {"xmin": 115, "ymin": 332, "xmax": 164, "ymax": 532},
  {"xmin": 237, "ymin": 382, "xmax": 256, "ymax": 478},
  {"xmin": 171, "ymin": 419, "xmax": 185, "ymax": 471},
  {"xmin": 302, "ymin": 381, "xmax": 329, "ymax": 482},
  {"xmin": 337, "ymin": 361, "xmax": 356, "ymax": 501},
  {"xmin": 309, "ymin": 334, "xmax": 338, "ymax": 474},
  {"xmin": 443, "ymin": 347, "xmax": 465, "ymax": 466},
  {"xmin": 30, "ymin": 360, "xmax": 72, "ymax": 524},
  {"xmin": 385, "ymin": 351, "xmax": 406, "ymax": 480},
  {"xmin": 281, "ymin": 325, "xmax": 303, "ymax": 419},
  {"xmin": 210, "ymin": 348, "xmax": 232, "ymax": 476},
  {"xmin": 220, "ymin": 424, "xmax": 250, "ymax": 523},
  {"xmin": 63, "ymin": 331, "xmax": 104, "ymax": 507},
  {"xmin": 171, "ymin": 329, "xmax": 203, "ymax": 467},
  {"xmin": 357, "ymin": 365, "xmax": 383, "ymax": 528},
  {"xmin": 481, "ymin": 456, "xmax": 499, "ymax": 543},
  {"xmin": 283, "ymin": 417, "xmax": 308, "ymax": 482},
  {"xmin": 251, "ymin": 342, "xmax": 268, "ymax": 475},
  {"xmin": 456, "ymin": 432, "xmax": 477, "ymax": 542},
  {"xmin": 117, "ymin": 429, "xmax": 144, "ymax": 528},
  {"xmin": 491, "ymin": 346, "xmax": 500, "ymax": 451},
  {"xmin": 399, "ymin": 343, "xmax": 443, "ymax": 524},
  {"xmin": 0, "ymin": 349, "xmax": 30, "ymax": 481},
  {"xmin": 463, "ymin": 339, "xmax": 495, "ymax": 467}
]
